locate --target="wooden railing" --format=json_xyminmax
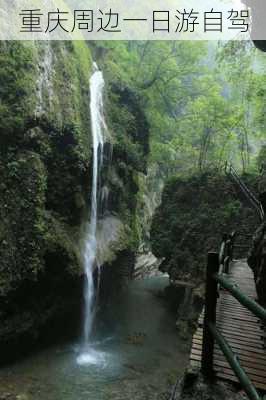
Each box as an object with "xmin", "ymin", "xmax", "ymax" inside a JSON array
[
  {"xmin": 201, "ymin": 232, "xmax": 266, "ymax": 400},
  {"xmin": 225, "ymin": 162, "xmax": 264, "ymax": 221},
  {"xmin": 218, "ymin": 232, "xmax": 236, "ymax": 274}
]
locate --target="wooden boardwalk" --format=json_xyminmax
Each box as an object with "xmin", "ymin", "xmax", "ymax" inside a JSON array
[{"xmin": 190, "ymin": 259, "xmax": 266, "ymax": 391}]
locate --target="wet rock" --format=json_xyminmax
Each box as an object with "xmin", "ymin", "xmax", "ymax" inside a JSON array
[
  {"xmin": 0, "ymin": 394, "xmax": 16, "ymax": 400},
  {"xmin": 182, "ymin": 366, "xmax": 199, "ymax": 391},
  {"xmin": 151, "ymin": 172, "xmax": 258, "ymax": 286},
  {"xmin": 16, "ymin": 395, "xmax": 29, "ymax": 400},
  {"xmin": 134, "ymin": 252, "xmax": 162, "ymax": 279},
  {"xmin": 126, "ymin": 332, "xmax": 147, "ymax": 345},
  {"xmin": 247, "ymin": 221, "xmax": 266, "ymax": 306},
  {"xmin": 178, "ymin": 371, "xmax": 248, "ymax": 400}
]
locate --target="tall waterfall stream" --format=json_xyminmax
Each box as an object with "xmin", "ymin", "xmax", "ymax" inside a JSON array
[{"xmin": 77, "ymin": 63, "xmax": 106, "ymax": 366}]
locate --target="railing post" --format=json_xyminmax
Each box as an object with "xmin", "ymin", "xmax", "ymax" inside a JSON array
[
  {"xmin": 229, "ymin": 231, "xmax": 236, "ymax": 260},
  {"xmin": 224, "ymin": 256, "xmax": 230, "ymax": 274},
  {"xmin": 202, "ymin": 252, "xmax": 219, "ymax": 378}
]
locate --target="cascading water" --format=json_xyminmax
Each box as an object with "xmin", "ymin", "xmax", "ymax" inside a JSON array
[{"xmin": 77, "ymin": 62, "xmax": 107, "ymax": 365}]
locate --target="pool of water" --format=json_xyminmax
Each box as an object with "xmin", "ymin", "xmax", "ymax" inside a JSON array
[{"xmin": 0, "ymin": 276, "xmax": 191, "ymax": 400}]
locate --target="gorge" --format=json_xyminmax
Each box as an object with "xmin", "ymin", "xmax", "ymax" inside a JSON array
[{"xmin": 0, "ymin": 40, "xmax": 265, "ymax": 400}]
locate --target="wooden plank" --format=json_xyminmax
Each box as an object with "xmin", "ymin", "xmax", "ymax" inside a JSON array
[
  {"xmin": 192, "ymin": 340, "xmax": 266, "ymax": 357},
  {"xmin": 199, "ymin": 318, "xmax": 259, "ymax": 331},
  {"xmin": 199, "ymin": 321, "xmax": 263, "ymax": 334},
  {"xmin": 221, "ymin": 295, "xmax": 257, "ymax": 302},
  {"xmin": 197, "ymin": 325, "xmax": 264, "ymax": 342},
  {"xmin": 219, "ymin": 298, "xmax": 256, "ymax": 306},
  {"xmin": 216, "ymin": 318, "xmax": 259, "ymax": 328},
  {"xmin": 191, "ymin": 348, "xmax": 266, "ymax": 368},
  {"xmin": 216, "ymin": 317, "xmax": 263, "ymax": 329},
  {"xmin": 216, "ymin": 305, "xmax": 256, "ymax": 314},
  {"xmin": 216, "ymin": 372, "xmax": 266, "ymax": 391},
  {"xmin": 194, "ymin": 325, "xmax": 264, "ymax": 347},
  {"xmin": 217, "ymin": 310, "xmax": 258, "ymax": 319},
  {"xmin": 190, "ymin": 360, "xmax": 266, "ymax": 391},
  {"xmin": 193, "ymin": 335, "xmax": 264, "ymax": 353},
  {"xmin": 199, "ymin": 312, "xmax": 256, "ymax": 327},
  {"xmin": 196, "ymin": 331, "xmax": 263, "ymax": 347},
  {"xmin": 219, "ymin": 298, "xmax": 257, "ymax": 306},
  {"xmin": 218, "ymin": 324, "xmax": 264, "ymax": 336},
  {"xmin": 213, "ymin": 363, "xmax": 266, "ymax": 386},
  {"xmin": 190, "ymin": 258, "xmax": 266, "ymax": 391},
  {"xmin": 194, "ymin": 332, "xmax": 263, "ymax": 347},
  {"xmin": 202, "ymin": 305, "xmax": 254, "ymax": 314},
  {"xmin": 217, "ymin": 310, "xmax": 259, "ymax": 321},
  {"xmin": 216, "ymin": 325, "xmax": 263, "ymax": 338},
  {"xmin": 190, "ymin": 352, "xmax": 266, "ymax": 376},
  {"xmin": 199, "ymin": 316, "xmax": 259, "ymax": 328},
  {"xmin": 217, "ymin": 311, "xmax": 258, "ymax": 323}
]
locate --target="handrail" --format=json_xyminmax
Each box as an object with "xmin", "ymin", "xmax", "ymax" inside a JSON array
[
  {"xmin": 218, "ymin": 232, "xmax": 235, "ymax": 276},
  {"xmin": 215, "ymin": 273, "xmax": 266, "ymax": 322},
  {"xmin": 208, "ymin": 322, "xmax": 261, "ymax": 400},
  {"xmin": 225, "ymin": 162, "xmax": 264, "ymax": 221},
  {"xmin": 201, "ymin": 232, "xmax": 266, "ymax": 400},
  {"xmin": 230, "ymin": 165, "xmax": 261, "ymax": 208}
]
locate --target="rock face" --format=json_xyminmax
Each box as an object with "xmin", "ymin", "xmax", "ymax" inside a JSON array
[
  {"xmin": 248, "ymin": 221, "xmax": 266, "ymax": 306},
  {"xmin": 0, "ymin": 41, "xmax": 149, "ymax": 361},
  {"xmin": 151, "ymin": 171, "xmax": 257, "ymax": 285},
  {"xmin": 0, "ymin": 41, "xmax": 92, "ymax": 361},
  {"xmin": 176, "ymin": 368, "xmax": 248, "ymax": 400},
  {"xmin": 150, "ymin": 171, "xmax": 258, "ymax": 329},
  {"xmin": 247, "ymin": 160, "xmax": 266, "ymax": 307},
  {"xmin": 134, "ymin": 252, "xmax": 162, "ymax": 279}
]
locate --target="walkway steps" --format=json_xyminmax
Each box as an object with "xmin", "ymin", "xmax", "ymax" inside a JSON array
[{"xmin": 190, "ymin": 260, "xmax": 266, "ymax": 391}]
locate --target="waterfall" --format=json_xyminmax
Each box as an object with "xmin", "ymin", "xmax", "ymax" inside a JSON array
[
  {"xmin": 80, "ymin": 62, "xmax": 107, "ymax": 358},
  {"xmin": 36, "ymin": 42, "xmax": 53, "ymax": 116}
]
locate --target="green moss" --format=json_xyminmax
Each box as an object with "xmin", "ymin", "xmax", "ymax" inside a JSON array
[
  {"xmin": 0, "ymin": 39, "xmax": 93, "ymax": 297},
  {"xmin": 0, "ymin": 151, "xmax": 46, "ymax": 296},
  {"xmin": 43, "ymin": 212, "xmax": 82, "ymax": 276},
  {"xmin": 0, "ymin": 41, "xmax": 37, "ymax": 142},
  {"xmin": 151, "ymin": 171, "xmax": 258, "ymax": 283},
  {"xmin": 106, "ymin": 85, "xmax": 149, "ymax": 174},
  {"xmin": 48, "ymin": 42, "xmax": 90, "ymax": 131}
]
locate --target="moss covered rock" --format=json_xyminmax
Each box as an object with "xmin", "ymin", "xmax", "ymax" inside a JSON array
[
  {"xmin": 0, "ymin": 40, "xmax": 150, "ymax": 359},
  {"xmin": 0, "ymin": 40, "xmax": 94, "ymax": 359},
  {"xmin": 151, "ymin": 171, "xmax": 258, "ymax": 284}
]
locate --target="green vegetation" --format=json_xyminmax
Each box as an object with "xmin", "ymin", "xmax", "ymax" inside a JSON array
[
  {"xmin": 0, "ymin": 41, "xmax": 94, "ymax": 354},
  {"xmin": 0, "ymin": 42, "xmax": 37, "ymax": 141},
  {"xmin": 150, "ymin": 171, "xmax": 258, "ymax": 284},
  {"xmin": 0, "ymin": 41, "xmax": 93, "ymax": 297},
  {"xmin": 92, "ymin": 41, "xmax": 265, "ymax": 177},
  {"xmin": 91, "ymin": 41, "xmax": 265, "ymax": 260}
]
